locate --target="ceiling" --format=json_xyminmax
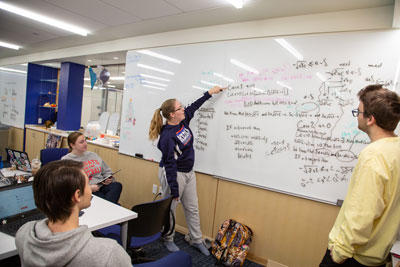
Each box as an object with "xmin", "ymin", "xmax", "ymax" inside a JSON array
[{"xmin": 0, "ymin": 0, "xmax": 395, "ymax": 68}]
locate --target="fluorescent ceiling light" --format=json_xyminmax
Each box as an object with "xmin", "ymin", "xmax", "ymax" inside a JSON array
[
  {"xmin": 227, "ymin": 0, "xmax": 244, "ymax": 8},
  {"xmin": 192, "ymin": 86, "xmax": 208, "ymax": 91},
  {"xmin": 274, "ymin": 39, "xmax": 304, "ymax": 60},
  {"xmin": 230, "ymin": 58, "xmax": 259, "ymax": 74},
  {"xmin": 276, "ymin": 81, "xmax": 293, "ymax": 90},
  {"xmin": 140, "ymin": 73, "xmax": 170, "ymax": 82},
  {"xmin": 142, "ymin": 80, "xmax": 168, "ymax": 87},
  {"xmin": 213, "ymin": 72, "xmax": 234, "ymax": 82},
  {"xmin": 137, "ymin": 50, "xmax": 181, "ymax": 64},
  {"xmin": 109, "ymin": 76, "xmax": 125, "ymax": 80},
  {"xmin": 0, "ymin": 2, "xmax": 89, "ymax": 36},
  {"xmin": 137, "ymin": 63, "xmax": 174, "ymax": 75},
  {"xmin": 200, "ymin": 80, "xmax": 222, "ymax": 87},
  {"xmin": 20, "ymin": 63, "xmax": 28, "ymax": 66},
  {"xmin": 0, "ymin": 67, "xmax": 27, "ymax": 74},
  {"xmin": 143, "ymin": 84, "xmax": 166, "ymax": 91},
  {"xmin": 0, "ymin": 41, "xmax": 20, "ymax": 50},
  {"xmin": 113, "ymin": 57, "xmax": 119, "ymax": 60}
]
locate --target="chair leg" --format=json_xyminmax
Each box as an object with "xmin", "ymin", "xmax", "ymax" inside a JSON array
[{"xmin": 128, "ymin": 247, "xmax": 156, "ymax": 264}]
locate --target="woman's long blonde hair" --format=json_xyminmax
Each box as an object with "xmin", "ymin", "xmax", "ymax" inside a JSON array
[{"xmin": 149, "ymin": 99, "xmax": 176, "ymax": 141}]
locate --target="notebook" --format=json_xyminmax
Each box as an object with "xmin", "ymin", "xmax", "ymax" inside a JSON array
[
  {"xmin": 0, "ymin": 182, "xmax": 45, "ymax": 236},
  {"xmin": 6, "ymin": 148, "xmax": 32, "ymax": 172}
]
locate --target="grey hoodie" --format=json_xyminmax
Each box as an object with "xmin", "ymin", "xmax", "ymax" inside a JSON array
[
  {"xmin": 15, "ymin": 219, "xmax": 132, "ymax": 267},
  {"xmin": 61, "ymin": 151, "xmax": 113, "ymax": 185}
]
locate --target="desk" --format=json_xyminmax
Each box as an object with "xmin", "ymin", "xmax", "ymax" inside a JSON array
[{"xmin": 0, "ymin": 195, "xmax": 137, "ymax": 260}]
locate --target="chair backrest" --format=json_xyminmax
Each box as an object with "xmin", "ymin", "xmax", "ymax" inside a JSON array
[
  {"xmin": 128, "ymin": 196, "xmax": 174, "ymax": 238},
  {"xmin": 40, "ymin": 148, "xmax": 69, "ymax": 165}
]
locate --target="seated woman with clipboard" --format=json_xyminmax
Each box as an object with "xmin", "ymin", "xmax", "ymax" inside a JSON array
[{"xmin": 61, "ymin": 132, "xmax": 122, "ymax": 204}]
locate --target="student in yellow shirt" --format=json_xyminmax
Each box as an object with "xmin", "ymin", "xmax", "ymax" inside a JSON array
[{"xmin": 320, "ymin": 84, "xmax": 400, "ymax": 267}]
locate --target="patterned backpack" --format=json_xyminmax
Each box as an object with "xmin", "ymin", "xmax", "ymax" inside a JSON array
[{"xmin": 211, "ymin": 219, "xmax": 253, "ymax": 266}]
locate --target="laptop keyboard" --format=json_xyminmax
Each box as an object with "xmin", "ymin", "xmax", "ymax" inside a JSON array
[{"xmin": 1, "ymin": 213, "xmax": 45, "ymax": 236}]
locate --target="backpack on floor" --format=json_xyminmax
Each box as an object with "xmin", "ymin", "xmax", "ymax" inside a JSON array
[{"xmin": 211, "ymin": 219, "xmax": 253, "ymax": 267}]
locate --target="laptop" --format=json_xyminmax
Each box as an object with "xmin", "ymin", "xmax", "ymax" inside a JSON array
[
  {"xmin": 6, "ymin": 148, "xmax": 32, "ymax": 172},
  {"xmin": 0, "ymin": 182, "xmax": 45, "ymax": 237}
]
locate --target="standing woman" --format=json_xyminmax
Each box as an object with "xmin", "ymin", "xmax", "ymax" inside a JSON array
[
  {"xmin": 149, "ymin": 86, "xmax": 225, "ymax": 255},
  {"xmin": 62, "ymin": 132, "xmax": 122, "ymax": 204}
]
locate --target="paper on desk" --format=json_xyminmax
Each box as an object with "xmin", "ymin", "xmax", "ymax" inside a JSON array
[{"xmin": 1, "ymin": 168, "xmax": 31, "ymax": 177}]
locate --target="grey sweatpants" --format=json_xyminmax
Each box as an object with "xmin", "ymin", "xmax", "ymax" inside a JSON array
[{"xmin": 158, "ymin": 167, "xmax": 203, "ymax": 243}]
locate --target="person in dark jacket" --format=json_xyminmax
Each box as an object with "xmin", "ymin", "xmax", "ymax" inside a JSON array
[{"xmin": 149, "ymin": 86, "xmax": 225, "ymax": 255}]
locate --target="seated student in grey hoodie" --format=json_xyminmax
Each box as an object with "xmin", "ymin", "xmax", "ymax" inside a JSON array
[
  {"xmin": 15, "ymin": 160, "xmax": 132, "ymax": 267},
  {"xmin": 62, "ymin": 132, "xmax": 122, "ymax": 204}
]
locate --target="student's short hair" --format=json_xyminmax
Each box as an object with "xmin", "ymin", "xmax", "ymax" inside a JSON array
[
  {"xmin": 358, "ymin": 84, "xmax": 400, "ymax": 131},
  {"xmin": 33, "ymin": 160, "xmax": 86, "ymax": 223}
]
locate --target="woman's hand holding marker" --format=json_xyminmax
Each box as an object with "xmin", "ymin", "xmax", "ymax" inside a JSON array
[{"xmin": 208, "ymin": 86, "xmax": 227, "ymax": 95}]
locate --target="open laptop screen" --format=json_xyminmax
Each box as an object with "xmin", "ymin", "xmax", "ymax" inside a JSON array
[
  {"xmin": 0, "ymin": 183, "xmax": 37, "ymax": 220},
  {"xmin": 6, "ymin": 148, "xmax": 32, "ymax": 172}
]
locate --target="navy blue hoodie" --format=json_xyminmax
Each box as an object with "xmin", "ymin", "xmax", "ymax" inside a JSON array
[{"xmin": 158, "ymin": 92, "xmax": 212, "ymax": 197}]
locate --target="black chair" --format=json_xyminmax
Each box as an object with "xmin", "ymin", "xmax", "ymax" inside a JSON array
[
  {"xmin": 98, "ymin": 195, "xmax": 175, "ymax": 263},
  {"xmin": 136, "ymin": 251, "xmax": 192, "ymax": 267},
  {"xmin": 40, "ymin": 148, "xmax": 69, "ymax": 165}
]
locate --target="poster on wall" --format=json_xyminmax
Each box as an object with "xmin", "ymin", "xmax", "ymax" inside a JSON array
[{"xmin": 0, "ymin": 65, "xmax": 27, "ymax": 129}]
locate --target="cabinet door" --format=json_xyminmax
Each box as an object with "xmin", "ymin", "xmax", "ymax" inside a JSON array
[
  {"xmin": 86, "ymin": 143, "xmax": 98, "ymax": 154},
  {"xmin": 8, "ymin": 127, "xmax": 24, "ymax": 151},
  {"xmin": 96, "ymin": 146, "xmax": 118, "ymax": 172},
  {"xmin": 25, "ymin": 129, "xmax": 45, "ymax": 159}
]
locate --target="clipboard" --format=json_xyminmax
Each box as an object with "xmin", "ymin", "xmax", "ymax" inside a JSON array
[{"xmin": 98, "ymin": 169, "xmax": 121, "ymax": 184}]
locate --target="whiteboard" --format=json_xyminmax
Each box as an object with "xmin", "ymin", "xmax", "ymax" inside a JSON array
[
  {"xmin": 120, "ymin": 31, "xmax": 400, "ymax": 204},
  {"xmin": 0, "ymin": 65, "xmax": 27, "ymax": 129}
]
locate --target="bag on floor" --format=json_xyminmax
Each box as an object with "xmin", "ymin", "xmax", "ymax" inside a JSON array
[{"xmin": 211, "ymin": 219, "xmax": 253, "ymax": 267}]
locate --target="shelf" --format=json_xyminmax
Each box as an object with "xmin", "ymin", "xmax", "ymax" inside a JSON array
[
  {"xmin": 39, "ymin": 106, "xmax": 57, "ymax": 109},
  {"xmin": 39, "ymin": 79, "xmax": 58, "ymax": 83},
  {"xmin": 39, "ymin": 93, "xmax": 57, "ymax": 96}
]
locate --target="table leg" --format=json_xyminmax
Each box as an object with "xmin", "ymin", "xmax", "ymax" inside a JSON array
[{"xmin": 121, "ymin": 221, "xmax": 128, "ymax": 250}]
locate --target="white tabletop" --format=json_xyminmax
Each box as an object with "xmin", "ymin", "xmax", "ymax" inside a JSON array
[
  {"xmin": 0, "ymin": 195, "xmax": 137, "ymax": 260},
  {"xmin": 392, "ymin": 240, "xmax": 400, "ymax": 255}
]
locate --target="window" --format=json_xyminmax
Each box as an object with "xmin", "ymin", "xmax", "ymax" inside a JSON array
[{"xmin": 81, "ymin": 64, "xmax": 125, "ymax": 135}]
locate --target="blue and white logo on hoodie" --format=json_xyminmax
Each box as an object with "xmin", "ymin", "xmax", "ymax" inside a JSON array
[{"xmin": 176, "ymin": 125, "xmax": 191, "ymax": 145}]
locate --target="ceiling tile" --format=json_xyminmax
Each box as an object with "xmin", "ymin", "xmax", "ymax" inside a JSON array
[
  {"xmin": 166, "ymin": 0, "xmax": 228, "ymax": 12},
  {"xmin": 0, "ymin": 10, "xmax": 66, "ymax": 45},
  {"xmin": 44, "ymin": 0, "xmax": 142, "ymax": 26},
  {"xmin": 102, "ymin": 0, "xmax": 182, "ymax": 20},
  {"xmin": 0, "ymin": 0, "xmax": 107, "ymax": 32}
]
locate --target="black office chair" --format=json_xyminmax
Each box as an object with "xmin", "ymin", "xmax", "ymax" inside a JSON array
[
  {"xmin": 98, "ymin": 195, "xmax": 175, "ymax": 263},
  {"xmin": 40, "ymin": 148, "xmax": 69, "ymax": 165}
]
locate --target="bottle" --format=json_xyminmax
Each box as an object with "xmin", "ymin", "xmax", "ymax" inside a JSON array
[{"xmin": 31, "ymin": 157, "xmax": 41, "ymax": 174}]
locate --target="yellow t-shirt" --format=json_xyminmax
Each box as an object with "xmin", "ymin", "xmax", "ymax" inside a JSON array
[{"xmin": 328, "ymin": 137, "xmax": 400, "ymax": 266}]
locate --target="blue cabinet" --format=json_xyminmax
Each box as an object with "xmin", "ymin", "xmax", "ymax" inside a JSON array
[{"xmin": 25, "ymin": 64, "xmax": 58, "ymax": 125}]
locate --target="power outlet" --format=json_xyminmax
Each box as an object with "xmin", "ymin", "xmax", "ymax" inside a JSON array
[{"xmin": 152, "ymin": 184, "xmax": 158, "ymax": 194}]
